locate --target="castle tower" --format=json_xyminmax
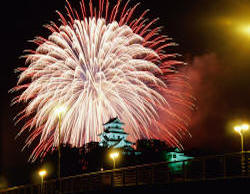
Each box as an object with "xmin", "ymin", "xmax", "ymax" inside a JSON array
[{"xmin": 99, "ymin": 117, "xmax": 133, "ymax": 149}]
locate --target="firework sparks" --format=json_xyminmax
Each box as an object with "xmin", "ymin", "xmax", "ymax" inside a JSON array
[{"xmin": 11, "ymin": 0, "xmax": 193, "ymax": 161}]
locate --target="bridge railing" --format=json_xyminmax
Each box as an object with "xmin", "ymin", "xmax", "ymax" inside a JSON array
[{"xmin": 1, "ymin": 151, "xmax": 250, "ymax": 194}]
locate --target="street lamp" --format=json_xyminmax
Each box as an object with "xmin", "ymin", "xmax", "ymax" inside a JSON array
[
  {"xmin": 110, "ymin": 152, "xmax": 119, "ymax": 169},
  {"xmin": 54, "ymin": 105, "xmax": 67, "ymax": 179},
  {"xmin": 241, "ymin": 25, "xmax": 250, "ymax": 36},
  {"xmin": 234, "ymin": 123, "xmax": 249, "ymax": 152},
  {"xmin": 237, "ymin": 24, "xmax": 250, "ymax": 39},
  {"xmin": 38, "ymin": 169, "xmax": 47, "ymax": 193}
]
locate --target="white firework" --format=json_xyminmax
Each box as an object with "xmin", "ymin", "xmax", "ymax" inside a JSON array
[{"xmin": 12, "ymin": 0, "xmax": 192, "ymax": 161}]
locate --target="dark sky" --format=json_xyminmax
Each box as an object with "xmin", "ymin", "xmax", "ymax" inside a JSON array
[{"xmin": 1, "ymin": 0, "xmax": 250, "ymax": 186}]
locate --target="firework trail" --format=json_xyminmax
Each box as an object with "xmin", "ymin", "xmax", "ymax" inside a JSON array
[{"xmin": 11, "ymin": 0, "xmax": 193, "ymax": 161}]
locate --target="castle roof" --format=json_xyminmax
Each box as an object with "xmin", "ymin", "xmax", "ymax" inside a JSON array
[
  {"xmin": 103, "ymin": 117, "xmax": 124, "ymax": 126},
  {"xmin": 103, "ymin": 130, "xmax": 128, "ymax": 134}
]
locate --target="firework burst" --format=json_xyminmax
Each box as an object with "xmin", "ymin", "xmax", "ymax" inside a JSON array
[{"xmin": 11, "ymin": 0, "xmax": 193, "ymax": 161}]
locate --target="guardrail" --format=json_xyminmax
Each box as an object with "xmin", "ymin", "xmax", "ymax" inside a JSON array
[{"xmin": 1, "ymin": 151, "xmax": 250, "ymax": 194}]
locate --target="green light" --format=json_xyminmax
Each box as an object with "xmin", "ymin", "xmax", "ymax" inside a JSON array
[{"xmin": 165, "ymin": 149, "xmax": 193, "ymax": 173}]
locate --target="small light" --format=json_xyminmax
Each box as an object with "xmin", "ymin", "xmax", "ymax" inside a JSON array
[
  {"xmin": 54, "ymin": 105, "xmax": 67, "ymax": 116},
  {"xmin": 238, "ymin": 24, "xmax": 250, "ymax": 37},
  {"xmin": 38, "ymin": 170, "xmax": 47, "ymax": 177},
  {"xmin": 242, "ymin": 25, "xmax": 250, "ymax": 35},
  {"xmin": 234, "ymin": 126, "xmax": 241, "ymax": 133},
  {"xmin": 241, "ymin": 124, "xmax": 249, "ymax": 131},
  {"xmin": 234, "ymin": 122, "xmax": 249, "ymax": 152},
  {"xmin": 110, "ymin": 152, "xmax": 119, "ymax": 159}
]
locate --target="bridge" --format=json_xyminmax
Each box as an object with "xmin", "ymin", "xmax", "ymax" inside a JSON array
[{"xmin": 1, "ymin": 151, "xmax": 250, "ymax": 193}]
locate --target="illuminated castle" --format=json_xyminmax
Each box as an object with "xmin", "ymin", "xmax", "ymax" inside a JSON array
[{"xmin": 99, "ymin": 117, "xmax": 133, "ymax": 149}]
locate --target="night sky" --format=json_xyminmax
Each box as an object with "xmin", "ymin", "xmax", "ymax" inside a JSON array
[{"xmin": 1, "ymin": 0, "xmax": 250, "ymax": 186}]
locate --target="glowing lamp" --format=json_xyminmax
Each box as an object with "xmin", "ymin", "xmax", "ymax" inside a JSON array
[
  {"xmin": 242, "ymin": 25, "xmax": 250, "ymax": 35},
  {"xmin": 234, "ymin": 126, "xmax": 242, "ymax": 133},
  {"xmin": 38, "ymin": 169, "xmax": 47, "ymax": 178},
  {"xmin": 234, "ymin": 123, "xmax": 249, "ymax": 152},
  {"xmin": 241, "ymin": 124, "xmax": 249, "ymax": 131},
  {"xmin": 54, "ymin": 105, "xmax": 67, "ymax": 117},
  {"xmin": 110, "ymin": 152, "xmax": 119, "ymax": 169},
  {"xmin": 110, "ymin": 152, "xmax": 119, "ymax": 159}
]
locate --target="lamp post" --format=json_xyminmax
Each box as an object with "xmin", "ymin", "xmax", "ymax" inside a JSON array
[
  {"xmin": 38, "ymin": 169, "xmax": 47, "ymax": 193},
  {"xmin": 234, "ymin": 123, "xmax": 249, "ymax": 152},
  {"xmin": 234, "ymin": 123, "xmax": 249, "ymax": 174},
  {"xmin": 110, "ymin": 152, "xmax": 119, "ymax": 169},
  {"xmin": 54, "ymin": 105, "xmax": 67, "ymax": 179}
]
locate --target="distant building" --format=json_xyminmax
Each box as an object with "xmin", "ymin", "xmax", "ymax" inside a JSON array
[
  {"xmin": 98, "ymin": 117, "xmax": 134, "ymax": 150},
  {"xmin": 165, "ymin": 148, "xmax": 194, "ymax": 173},
  {"xmin": 166, "ymin": 148, "xmax": 193, "ymax": 162}
]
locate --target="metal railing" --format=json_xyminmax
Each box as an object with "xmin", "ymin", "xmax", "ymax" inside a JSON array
[{"xmin": 1, "ymin": 151, "xmax": 250, "ymax": 194}]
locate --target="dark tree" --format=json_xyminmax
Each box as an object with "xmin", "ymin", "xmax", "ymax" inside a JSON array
[{"xmin": 135, "ymin": 139, "xmax": 170, "ymax": 163}]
